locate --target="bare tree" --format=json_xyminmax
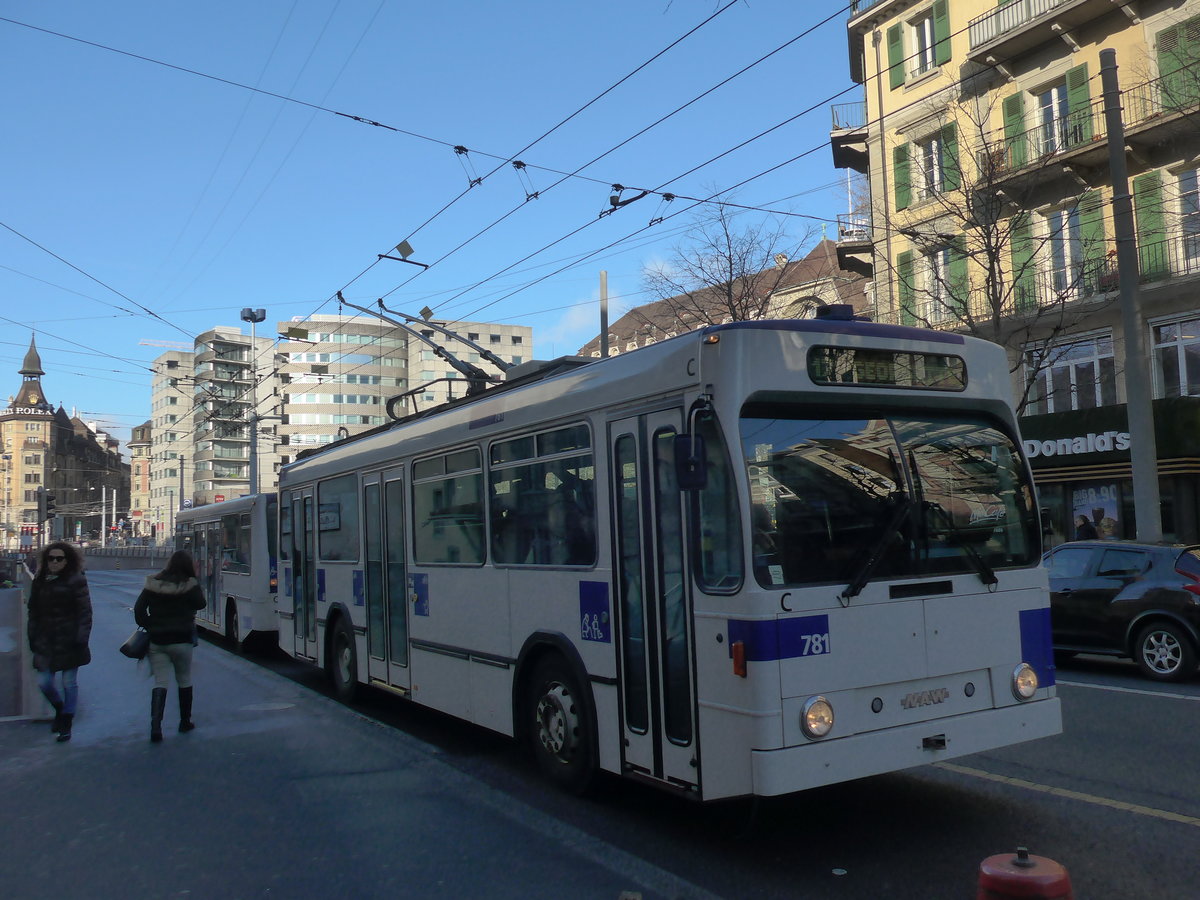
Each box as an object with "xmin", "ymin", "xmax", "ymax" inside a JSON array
[
  {"xmin": 641, "ymin": 198, "xmax": 820, "ymax": 325},
  {"xmin": 877, "ymin": 80, "xmax": 1120, "ymax": 413}
]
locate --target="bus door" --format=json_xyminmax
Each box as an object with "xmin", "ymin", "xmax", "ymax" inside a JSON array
[
  {"xmin": 610, "ymin": 410, "xmax": 698, "ymax": 791},
  {"xmin": 202, "ymin": 523, "xmax": 221, "ymax": 626},
  {"xmin": 364, "ymin": 470, "xmax": 410, "ymax": 690},
  {"xmin": 289, "ymin": 488, "xmax": 319, "ymax": 660}
]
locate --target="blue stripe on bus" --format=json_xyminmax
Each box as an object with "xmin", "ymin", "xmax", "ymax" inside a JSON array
[
  {"xmin": 726, "ymin": 615, "xmax": 831, "ymax": 662},
  {"xmin": 1019, "ymin": 607, "xmax": 1056, "ymax": 687}
]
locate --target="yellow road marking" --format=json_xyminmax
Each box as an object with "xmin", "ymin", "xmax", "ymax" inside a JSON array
[{"xmin": 936, "ymin": 762, "xmax": 1200, "ymax": 828}]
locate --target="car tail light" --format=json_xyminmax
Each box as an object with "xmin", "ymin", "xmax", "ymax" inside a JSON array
[{"xmin": 1174, "ymin": 566, "xmax": 1200, "ymax": 597}]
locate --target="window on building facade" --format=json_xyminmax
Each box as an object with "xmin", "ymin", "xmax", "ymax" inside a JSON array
[
  {"xmin": 1153, "ymin": 316, "xmax": 1200, "ymax": 398},
  {"xmin": 1026, "ymin": 335, "xmax": 1116, "ymax": 414},
  {"xmin": 911, "ymin": 10, "xmax": 937, "ymax": 76},
  {"xmin": 1180, "ymin": 168, "xmax": 1200, "ymax": 270},
  {"xmin": 919, "ymin": 246, "xmax": 952, "ymax": 323},
  {"xmin": 917, "ymin": 132, "xmax": 944, "ymax": 199}
]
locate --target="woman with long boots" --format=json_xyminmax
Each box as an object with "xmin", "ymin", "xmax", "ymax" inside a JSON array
[
  {"xmin": 27, "ymin": 541, "xmax": 92, "ymax": 742},
  {"xmin": 134, "ymin": 550, "xmax": 206, "ymax": 743}
]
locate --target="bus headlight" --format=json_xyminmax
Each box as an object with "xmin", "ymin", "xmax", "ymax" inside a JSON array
[
  {"xmin": 1012, "ymin": 663, "xmax": 1039, "ymax": 700},
  {"xmin": 801, "ymin": 696, "xmax": 834, "ymax": 739}
]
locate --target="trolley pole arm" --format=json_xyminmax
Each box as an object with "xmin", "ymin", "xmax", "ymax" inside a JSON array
[
  {"xmin": 377, "ymin": 301, "xmax": 513, "ymax": 372},
  {"xmin": 337, "ymin": 295, "xmax": 499, "ymax": 395}
]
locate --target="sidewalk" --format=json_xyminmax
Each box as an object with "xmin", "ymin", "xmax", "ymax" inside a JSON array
[{"xmin": 0, "ymin": 569, "xmax": 719, "ymax": 900}]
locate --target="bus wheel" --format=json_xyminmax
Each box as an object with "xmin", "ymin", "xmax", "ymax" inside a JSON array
[
  {"xmin": 225, "ymin": 600, "xmax": 240, "ymax": 650},
  {"xmin": 526, "ymin": 657, "xmax": 595, "ymax": 794},
  {"xmin": 329, "ymin": 617, "xmax": 358, "ymax": 703}
]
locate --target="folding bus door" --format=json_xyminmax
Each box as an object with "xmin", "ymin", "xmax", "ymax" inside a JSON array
[
  {"xmin": 287, "ymin": 488, "xmax": 319, "ymax": 660},
  {"xmin": 610, "ymin": 410, "xmax": 698, "ymax": 791},
  {"xmin": 363, "ymin": 470, "xmax": 410, "ymax": 691}
]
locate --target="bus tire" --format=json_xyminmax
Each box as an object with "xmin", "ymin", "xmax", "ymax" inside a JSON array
[
  {"xmin": 525, "ymin": 656, "xmax": 596, "ymax": 794},
  {"xmin": 225, "ymin": 599, "xmax": 240, "ymax": 650},
  {"xmin": 328, "ymin": 615, "xmax": 358, "ymax": 703}
]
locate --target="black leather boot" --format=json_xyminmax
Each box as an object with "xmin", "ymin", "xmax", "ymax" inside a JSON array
[
  {"xmin": 56, "ymin": 713, "xmax": 73, "ymax": 742},
  {"xmin": 150, "ymin": 688, "xmax": 167, "ymax": 743},
  {"xmin": 50, "ymin": 701, "xmax": 64, "ymax": 735},
  {"xmin": 178, "ymin": 686, "xmax": 195, "ymax": 733}
]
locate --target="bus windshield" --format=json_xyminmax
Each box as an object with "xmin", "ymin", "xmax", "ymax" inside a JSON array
[{"xmin": 740, "ymin": 405, "xmax": 1039, "ymax": 588}]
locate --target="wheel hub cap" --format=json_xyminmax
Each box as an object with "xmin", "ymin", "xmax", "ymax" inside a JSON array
[
  {"xmin": 1145, "ymin": 632, "xmax": 1181, "ymax": 672},
  {"xmin": 535, "ymin": 683, "xmax": 577, "ymax": 761}
]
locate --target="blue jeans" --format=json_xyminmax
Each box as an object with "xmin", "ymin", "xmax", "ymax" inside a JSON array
[{"xmin": 37, "ymin": 668, "xmax": 79, "ymax": 714}]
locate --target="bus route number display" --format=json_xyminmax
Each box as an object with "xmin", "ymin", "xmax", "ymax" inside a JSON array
[{"xmin": 808, "ymin": 346, "xmax": 966, "ymax": 391}]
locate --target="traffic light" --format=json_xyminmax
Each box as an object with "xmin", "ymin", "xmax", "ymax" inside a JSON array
[
  {"xmin": 36, "ymin": 486, "xmax": 45, "ymax": 522},
  {"xmin": 44, "ymin": 492, "xmax": 56, "ymax": 521}
]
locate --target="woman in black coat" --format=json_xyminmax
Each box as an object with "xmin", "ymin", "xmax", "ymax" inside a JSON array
[
  {"xmin": 27, "ymin": 541, "xmax": 92, "ymax": 742},
  {"xmin": 134, "ymin": 550, "xmax": 206, "ymax": 743}
]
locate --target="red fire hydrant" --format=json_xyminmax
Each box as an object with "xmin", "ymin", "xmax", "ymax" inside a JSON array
[{"xmin": 977, "ymin": 847, "xmax": 1073, "ymax": 899}]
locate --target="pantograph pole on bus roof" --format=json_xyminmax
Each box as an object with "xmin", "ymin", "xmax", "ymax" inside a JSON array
[
  {"xmin": 377, "ymin": 300, "xmax": 513, "ymax": 372},
  {"xmin": 336, "ymin": 293, "xmax": 498, "ymax": 395}
]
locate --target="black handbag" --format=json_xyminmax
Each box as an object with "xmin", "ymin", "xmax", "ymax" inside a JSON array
[{"xmin": 120, "ymin": 628, "xmax": 150, "ymax": 660}]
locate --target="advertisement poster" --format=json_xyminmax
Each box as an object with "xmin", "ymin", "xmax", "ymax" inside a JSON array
[{"xmin": 1071, "ymin": 482, "xmax": 1120, "ymax": 540}]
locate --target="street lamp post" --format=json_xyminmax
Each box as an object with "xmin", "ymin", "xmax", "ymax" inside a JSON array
[{"xmin": 240, "ymin": 307, "xmax": 267, "ymax": 495}]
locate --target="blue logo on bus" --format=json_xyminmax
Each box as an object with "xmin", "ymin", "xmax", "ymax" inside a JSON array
[
  {"xmin": 579, "ymin": 581, "xmax": 610, "ymax": 643},
  {"xmin": 409, "ymin": 572, "xmax": 429, "ymax": 617},
  {"xmin": 727, "ymin": 614, "xmax": 831, "ymax": 661}
]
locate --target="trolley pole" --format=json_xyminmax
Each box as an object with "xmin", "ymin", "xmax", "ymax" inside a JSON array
[{"xmin": 1100, "ymin": 48, "xmax": 1161, "ymax": 541}]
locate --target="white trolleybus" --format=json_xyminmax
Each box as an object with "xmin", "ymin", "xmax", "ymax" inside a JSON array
[
  {"xmin": 275, "ymin": 313, "xmax": 1061, "ymax": 800},
  {"xmin": 175, "ymin": 493, "xmax": 278, "ymax": 650}
]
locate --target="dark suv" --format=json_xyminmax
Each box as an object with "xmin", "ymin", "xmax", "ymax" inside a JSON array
[{"xmin": 1042, "ymin": 541, "xmax": 1200, "ymax": 682}]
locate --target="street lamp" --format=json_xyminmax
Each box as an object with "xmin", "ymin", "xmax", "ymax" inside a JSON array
[{"xmin": 240, "ymin": 307, "xmax": 267, "ymax": 495}]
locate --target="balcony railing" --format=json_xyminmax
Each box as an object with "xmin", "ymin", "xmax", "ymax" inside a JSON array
[
  {"xmin": 968, "ymin": 0, "xmax": 1073, "ymax": 50},
  {"xmin": 837, "ymin": 214, "xmax": 872, "ymax": 242},
  {"xmin": 848, "ymin": 0, "xmax": 890, "ymax": 18},
  {"xmin": 983, "ymin": 70, "xmax": 1199, "ymax": 178},
  {"xmin": 831, "ymin": 101, "xmax": 866, "ymax": 131}
]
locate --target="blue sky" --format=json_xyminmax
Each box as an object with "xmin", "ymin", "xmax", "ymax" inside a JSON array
[{"xmin": 0, "ymin": 0, "xmax": 857, "ymax": 447}]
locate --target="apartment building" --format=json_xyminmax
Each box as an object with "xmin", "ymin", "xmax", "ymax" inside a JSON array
[
  {"xmin": 147, "ymin": 349, "xmax": 195, "ymax": 538},
  {"xmin": 834, "ymin": 0, "xmax": 1200, "ymax": 543}
]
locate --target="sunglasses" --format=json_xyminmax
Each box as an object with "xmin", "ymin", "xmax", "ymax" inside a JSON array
[{"xmin": 47, "ymin": 555, "xmax": 66, "ymax": 562}]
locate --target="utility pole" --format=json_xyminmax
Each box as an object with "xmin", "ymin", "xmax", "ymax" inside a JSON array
[
  {"xmin": 101, "ymin": 484, "xmax": 107, "ymax": 549},
  {"xmin": 1100, "ymin": 48, "xmax": 1161, "ymax": 541},
  {"xmin": 600, "ymin": 271, "xmax": 610, "ymax": 358}
]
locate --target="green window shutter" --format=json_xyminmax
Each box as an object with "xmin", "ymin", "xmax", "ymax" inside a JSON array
[
  {"xmin": 1133, "ymin": 171, "xmax": 1167, "ymax": 279},
  {"xmin": 1010, "ymin": 214, "xmax": 1036, "ymax": 312},
  {"xmin": 1157, "ymin": 23, "xmax": 1189, "ymax": 108},
  {"xmin": 1078, "ymin": 191, "xmax": 1106, "ymax": 294},
  {"xmin": 1065, "ymin": 63, "xmax": 1092, "ymax": 145},
  {"xmin": 1002, "ymin": 92, "xmax": 1026, "ymax": 169},
  {"xmin": 941, "ymin": 122, "xmax": 960, "ymax": 191},
  {"xmin": 933, "ymin": 0, "xmax": 952, "ymax": 66},
  {"xmin": 897, "ymin": 251, "xmax": 916, "ymax": 325},
  {"xmin": 894, "ymin": 143, "xmax": 912, "ymax": 210},
  {"xmin": 887, "ymin": 23, "xmax": 905, "ymax": 90},
  {"xmin": 949, "ymin": 236, "xmax": 969, "ymax": 316}
]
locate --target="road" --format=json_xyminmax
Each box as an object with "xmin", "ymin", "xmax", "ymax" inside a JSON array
[{"xmin": 13, "ymin": 569, "xmax": 1195, "ymax": 898}]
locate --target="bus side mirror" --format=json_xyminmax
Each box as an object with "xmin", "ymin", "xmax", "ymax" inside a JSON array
[{"xmin": 674, "ymin": 433, "xmax": 707, "ymax": 491}]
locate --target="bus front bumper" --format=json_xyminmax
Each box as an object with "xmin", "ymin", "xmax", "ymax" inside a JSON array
[{"xmin": 750, "ymin": 698, "xmax": 1062, "ymax": 797}]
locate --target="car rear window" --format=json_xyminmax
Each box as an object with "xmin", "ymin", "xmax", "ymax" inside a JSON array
[
  {"xmin": 1096, "ymin": 549, "xmax": 1149, "ymax": 577},
  {"xmin": 1174, "ymin": 548, "xmax": 1200, "ymax": 577}
]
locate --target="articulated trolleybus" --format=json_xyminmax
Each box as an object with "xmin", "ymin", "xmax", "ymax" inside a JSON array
[
  {"xmin": 276, "ymin": 314, "xmax": 1061, "ymax": 800},
  {"xmin": 175, "ymin": 493, "xmax": 278, "ymax": 649}
]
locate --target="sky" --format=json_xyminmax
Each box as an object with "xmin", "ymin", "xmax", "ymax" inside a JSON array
[{"xmin": 0, "ymin": 0, "xmax": 859, "ymax": 449}]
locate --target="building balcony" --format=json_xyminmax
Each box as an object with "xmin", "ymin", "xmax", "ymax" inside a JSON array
[
  {"xmin": 836, "ymin": 214, "xmax": 874, "ymax": 277},
  {"xmin": 980, "ymin": 73, "xmax": 1200, "ymax": 193},
  {"xmin": 831, "ymin": 101, "xmax": 869, "ymax": 173},
  {"xmin": 967, "ymin": 0, "xmax": 1120, "ymax": 65}
]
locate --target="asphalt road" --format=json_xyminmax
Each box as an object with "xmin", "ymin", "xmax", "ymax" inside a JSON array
[{"xmin": 11, "ymin": 568, "xmax": 1196, "ymax": 898}]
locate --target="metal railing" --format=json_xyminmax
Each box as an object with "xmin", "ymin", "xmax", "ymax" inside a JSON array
[
  {"xmin": 831, "ymin": 101, "xmax": 867, "ymax": 131},
  {"xmin": 968, "ymin": 0, "xmax": 1073, "ymax": 50},
  {"xmin": 983, "ymin": 72, "xmax": 1199, "ymax": 177},
  {"xmin": 836, "ymin": 214, "xmax": 872, "ymax": 242},
  {"xmin": 848, "ymin": 0, "xmax": 890, "ymax": 18}
]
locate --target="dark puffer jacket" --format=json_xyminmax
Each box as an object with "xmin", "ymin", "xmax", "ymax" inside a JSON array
[
  {"xmin": 27, "ymin": 572, "xmax": 93, "ymax": 672},
  {"xmin": 134, "ymin": 575, "xmax": 206, "ymax": 645}
]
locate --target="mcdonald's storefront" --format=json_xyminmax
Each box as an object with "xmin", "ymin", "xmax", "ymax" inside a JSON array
[
  {"xmin": 1020, "ymin": 397, "xmax": 1200, "ymax": 548},
  {"xmin": 1017, "ymin": 400, "xmax": 1200, "ymax": 549}
]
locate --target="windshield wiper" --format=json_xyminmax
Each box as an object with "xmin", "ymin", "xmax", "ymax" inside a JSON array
[
  {"xmin": 839, "ymin": 495, "xmax": 914, "ymax": 606},
  {"xmin": 923, "ymin": 501, "xmax": 998, "ymax": 588}
]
